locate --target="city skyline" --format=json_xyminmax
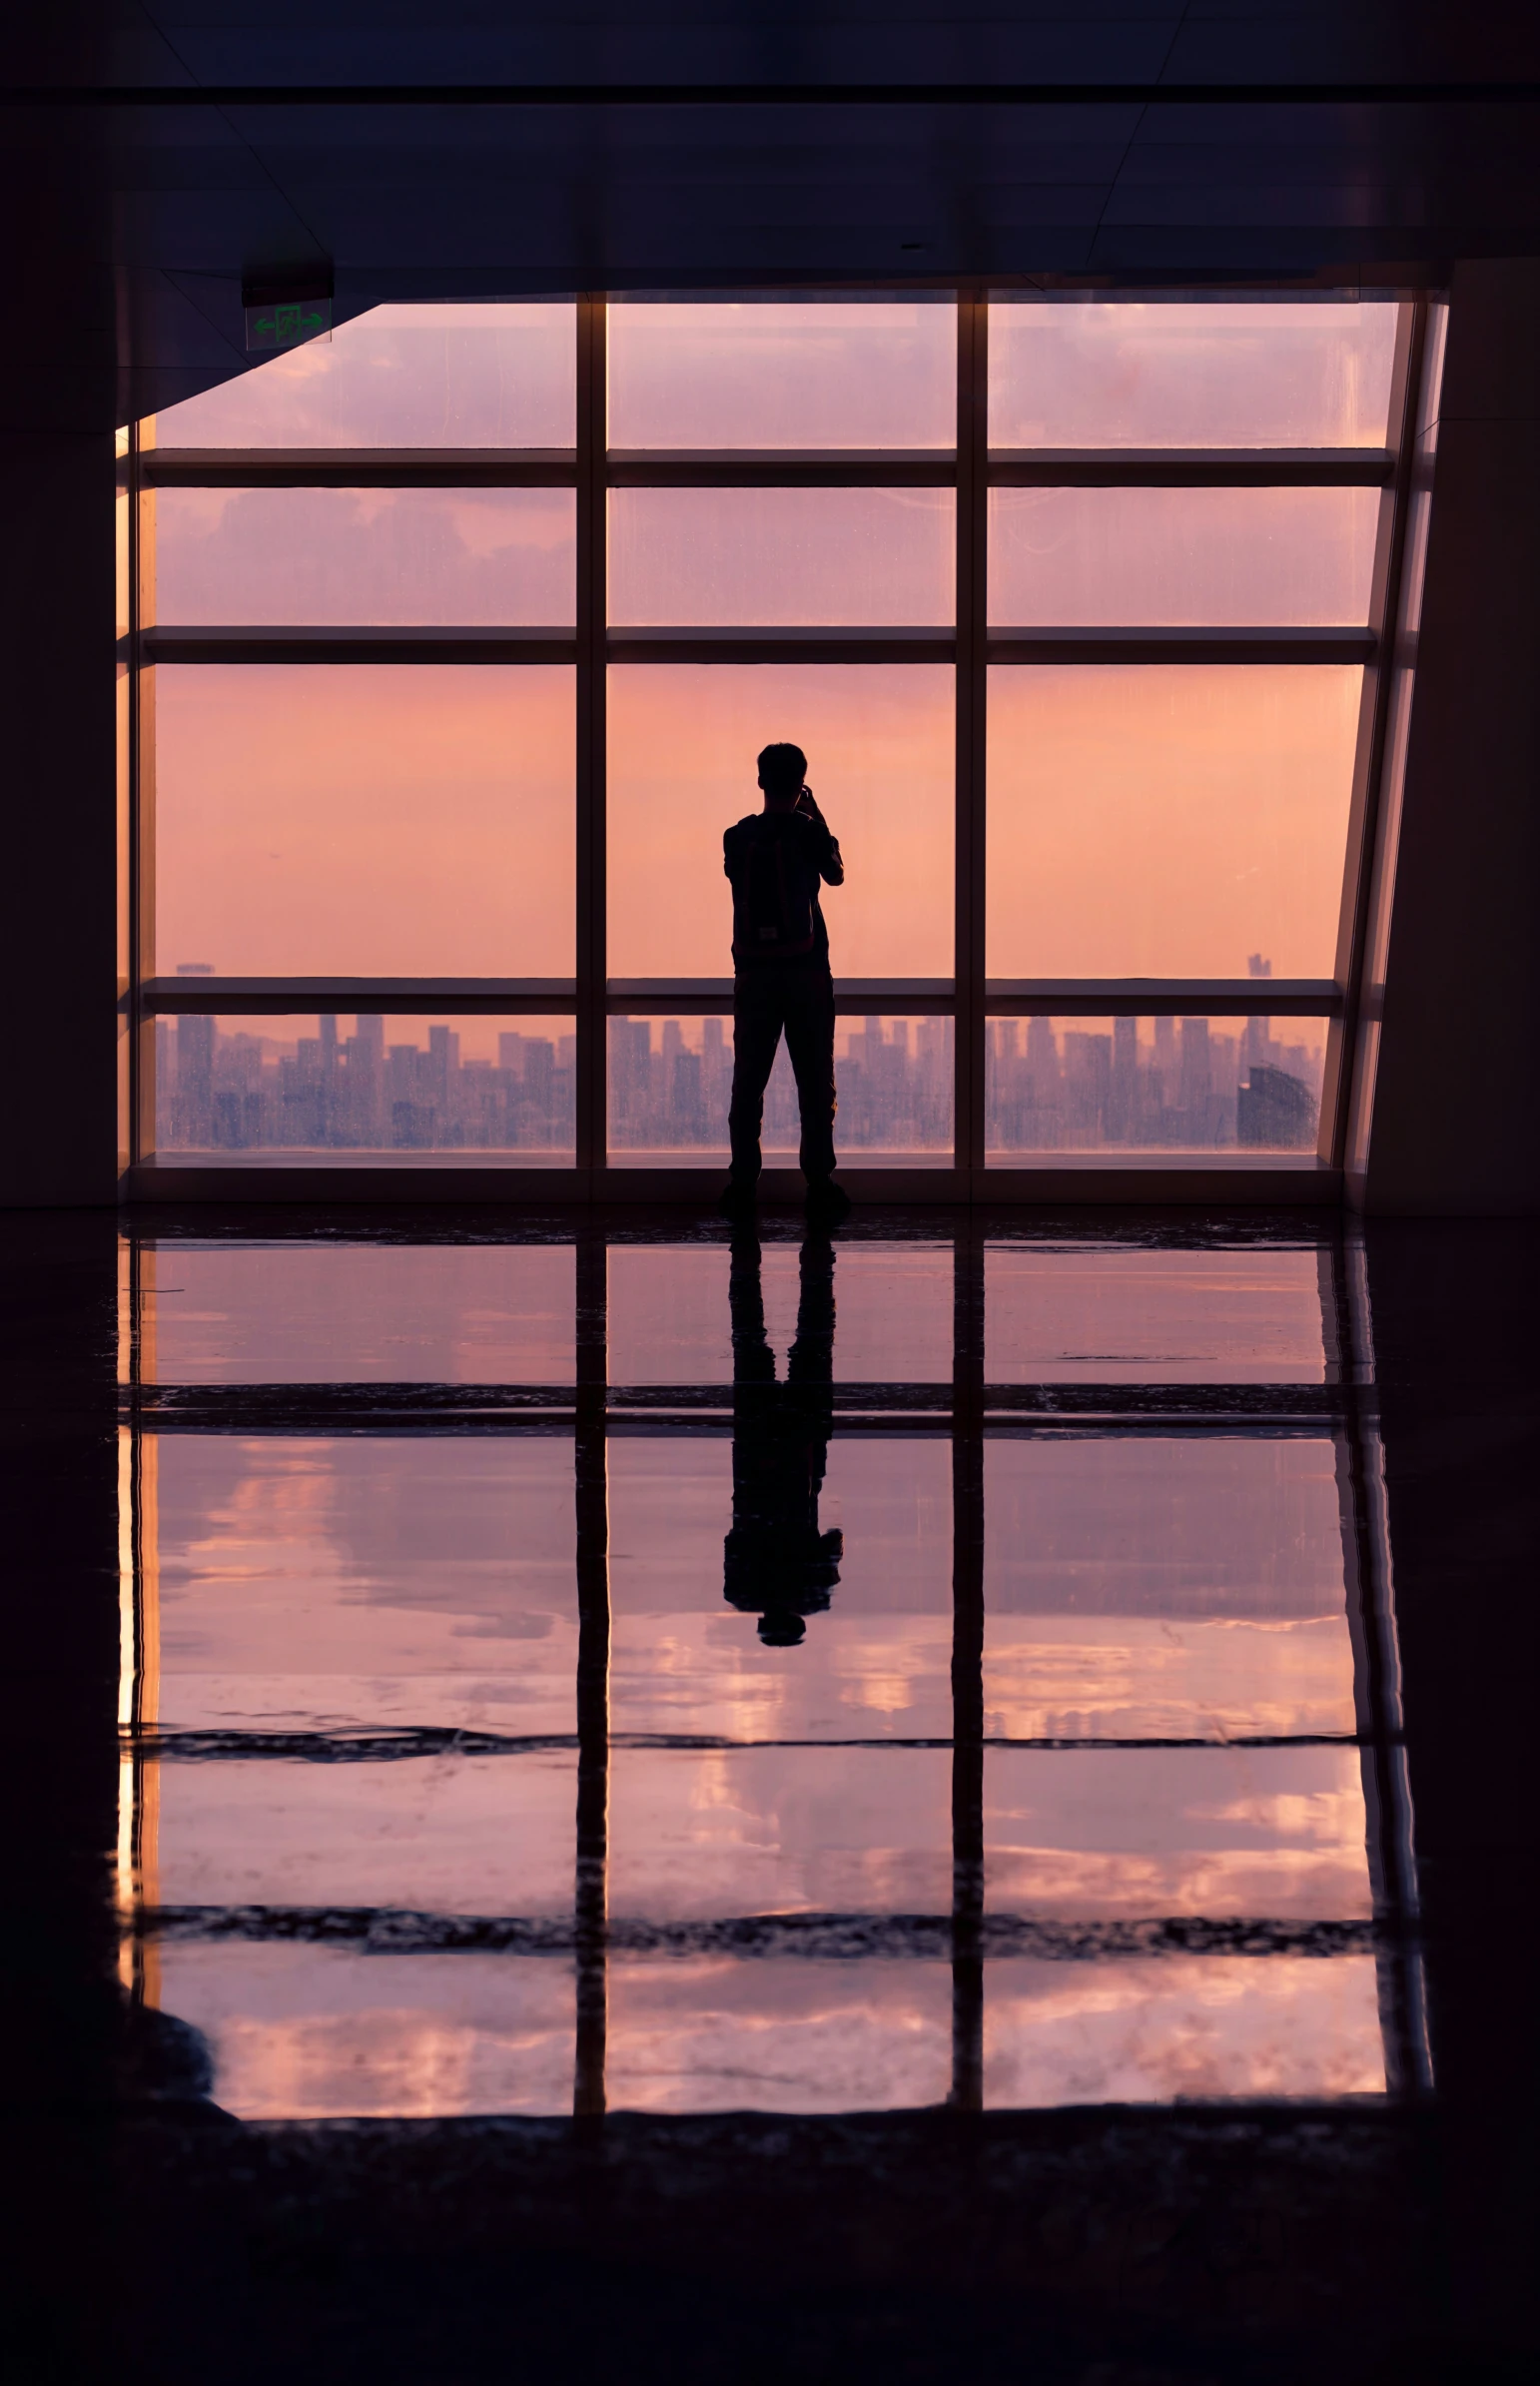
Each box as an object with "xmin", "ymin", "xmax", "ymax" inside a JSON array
[{"xmin": 157, "ymin": 1003, "xmax": 1321, "ymax": 1159}]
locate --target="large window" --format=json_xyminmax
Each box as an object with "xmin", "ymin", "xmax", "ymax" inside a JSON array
[{"xmin": 123, "ymin": 294, "xmax": 1440, "ymax": 1189}]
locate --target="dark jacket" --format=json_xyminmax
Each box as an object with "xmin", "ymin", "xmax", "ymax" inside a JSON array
[{"xmin": 723, "ymin": 802, "xmax": 845, "ymax": 971}]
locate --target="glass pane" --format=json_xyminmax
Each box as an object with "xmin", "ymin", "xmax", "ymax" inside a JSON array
[
  {"xmin": 152, "ymin": 1015, "xmax": 576, "ymax": 1162},
  {"xmin": 153, "ymin": 303, "xmax": 575, "ymax": 447},
  {"xmin": 988, "ymin": 486, "xmax": 1381, "ymax": 627},
  {"xmin": 608, "ymin": 1016, "xmax": 953, "ymax": 1166},
  {"xmin": 116, "ymin": 479, "xmax": 130, "ymax": 639},
  {"xmin": 607, "ymin": 665, "xmax": 953, "ymax": 978},
  {"xmin": 984, "ymin": 1435, "xmax": 1354, "ymax": 1740},
  {"xmin": 607, "ymin": 301, "xmax": 955, "ymax": 448},
  {"xmin": 985, "ymin": 1016, "xmax": 1327, "ymax": 1157},
  {"xmin": 153, "ymin": 488, "xmax": 575, "ymax": 626},
  {"xmin": 155, "ymin": 665, "xmax": 574, "ymax": 976},
  {"xmin": 607, "ymin": 1435, "xmax": 954, "ymax": 1736},
  {"xmin": 986, "ymin": 666, "xmax": 1360, "ymax": 978},
  {"xmin": 136, "ymin": 1240, "xmax": 575, "ymax": 1383},
  {"xmin": 606, "ymin": 1242, "xmax": 955, "ymax": 1383},
  {"xmin": 982, "ymin": 1244, "xmax": 1328, "ymax": 1384},
  {"xmin": 608, "ymin": 488, "xmax": 954, "ymax": 626},
  {"xmin": 989, "ymin": 302, "xmax": 1398, "ymax": 448}
]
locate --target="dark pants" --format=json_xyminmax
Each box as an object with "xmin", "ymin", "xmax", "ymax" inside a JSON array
[{"xmin": 728, "ymin": 964, "xmax": 837, "ymax": 1185}]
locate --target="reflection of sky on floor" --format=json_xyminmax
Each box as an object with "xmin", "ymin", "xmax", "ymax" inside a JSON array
[
  {"xmin": 135, "ymin": 1237, "xmax": 1326, "ymax": 1387},
  {"xmin": 985, "ymin": 1433, "xmax": 1356, "ymax": 1738},
  {"xmin": 607, "ymin": 1747, "xmax": 954, "ymax": 1921},
  {"xmin": 985, "ymin": 1746, "xmax": 1371, "ymax": 1920},
  {"xmin": 152, "ymin": 1436, "xmax": 577, "ymax": 1735},
  {"xmin": 606, "ymin": 1958, "xmax": 954, "ymax": 2115},
  {"xmin": 139, "ymin": 1241, "xmax": 576, "ymax": 1383},
  {"xmin": 984, "ymin": 1245, "xmax": 1328, "ymax": 1382},
  {"xmin": 156, "ymin": 1753, "xmax": 577, "ymax": 1916},
  {"xmin": 155, "ymin": 1944, "xmax": 576, "ymax": 2122},
  {"xmin": 607, "ymin": 1241, "xmax": 954, "ymax": 1383},
  {"xmin": 124, "ymin": 1229, "xmax": 1393, "ymax": 2121},
  {"xmin": 984, "ymin": 1957, "xmax": 1384, "ymax": 2104}
]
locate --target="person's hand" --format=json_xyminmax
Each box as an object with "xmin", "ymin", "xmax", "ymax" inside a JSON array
[{"xmin": 796, "ymin": 785, "xmax": 822, "ymax": 819}]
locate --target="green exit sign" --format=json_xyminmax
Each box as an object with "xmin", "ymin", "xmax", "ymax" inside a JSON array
[
  {"xmin": 242, "ymin": 272, "xmax": 335, "ymax": 353},
  {"xmin": 245, "ymin": 296, "xmax": 333, "ymax": 352}
]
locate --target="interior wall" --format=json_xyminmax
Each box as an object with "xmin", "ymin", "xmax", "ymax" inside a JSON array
[
  {"xmin": 1365, "ymin": 1217, "xmax": 1540, "ymax": 2350},
  {"xmin": 1365, "ymin": 260, "xmax": 1540, "ymax": 1214},
  {"xmin": 0, "ymin": 432, "xmax": 119, "ymax": 1206}
]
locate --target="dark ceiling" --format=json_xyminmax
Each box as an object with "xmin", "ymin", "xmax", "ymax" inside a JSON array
[{"xmin": 6, "ymin": 4, "xmax": 1540, "ymax": 429}]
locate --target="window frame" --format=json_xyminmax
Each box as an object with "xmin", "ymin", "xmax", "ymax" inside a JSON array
[{"xmin": 123, "ymin": 291, "xmax": 1438, "ymax": 1199}]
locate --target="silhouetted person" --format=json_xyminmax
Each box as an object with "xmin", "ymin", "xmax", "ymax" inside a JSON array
[
  {"xmin": 720, "ymin": 741, "xmax": 849, "ymax": 1218},
  {"xmin": 723, "ymin": 1225, "xmax": 843, "ymax": 1647}
]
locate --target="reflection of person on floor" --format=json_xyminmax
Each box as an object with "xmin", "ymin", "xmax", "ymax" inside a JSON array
[{"xmin": 723, "ymin": 1224, "xmax": 843, "ymax": 1646}]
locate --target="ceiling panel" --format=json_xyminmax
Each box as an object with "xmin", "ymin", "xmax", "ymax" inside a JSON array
[{"xmin": 3, "ymin": 3, "xmax": 1538, "ymax": 427}]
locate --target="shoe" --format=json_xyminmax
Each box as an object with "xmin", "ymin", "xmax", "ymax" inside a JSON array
[
  {"xmin": 805, "ymin": 1179, "xmax": 851, "ymax": 1221},
  {"xmin": 716, "ymin": 1180, "xmax": 757, "ymax": 1218}
]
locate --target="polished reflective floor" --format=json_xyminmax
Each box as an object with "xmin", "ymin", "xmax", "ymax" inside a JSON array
[
  {"xmin": 6, "ymin": 1208, "xmax": 1537, "ymax": 2380},
  {"xmin": 118, "ymin": 1222, "xmax": 1414, "ymax": 2123}
]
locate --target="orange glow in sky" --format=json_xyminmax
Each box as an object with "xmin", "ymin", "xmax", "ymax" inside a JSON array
[
  {"xmin": 151, "ymin": 299, "xmax": 1397, "ymax": 987},
  {"xmin": 156, "ymin": 665, "xmax": 575, "ymax": 978}
]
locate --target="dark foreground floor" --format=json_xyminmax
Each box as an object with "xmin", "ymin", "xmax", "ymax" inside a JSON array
[{"xmin": 3, "ymin": 1206, "xmax": 1536, "ymax": 2383}]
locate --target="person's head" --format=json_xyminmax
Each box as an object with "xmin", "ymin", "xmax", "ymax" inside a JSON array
[
  {"xmin": 757, "ymin": 742, "xmax": 807, "ymax": 810},
  {"xmin": 758, "ymin": 1607, "xmax": 807, "ymax": 1648}
]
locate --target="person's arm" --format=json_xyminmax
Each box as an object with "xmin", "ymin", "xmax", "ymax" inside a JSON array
[{"xmin": 797, "ymin": 790, "xmax": 845, "ymax": 886}]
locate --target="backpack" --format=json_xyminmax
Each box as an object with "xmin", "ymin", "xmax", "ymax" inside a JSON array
[{"xmin": 735, "ymin": 815, "xmax": 818, "ymax": 958}]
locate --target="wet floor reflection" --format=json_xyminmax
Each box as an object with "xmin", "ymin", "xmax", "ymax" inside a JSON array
[
  {"xmin": 983, "ymin": 1243, "xmax": 1331, "ymax": 1382},
  {"xmin": 984, "ymin": 1435, "xmax": 1357, "ymax": 1739},
  {"xmin": 985, "ymin": 1746, "xmax": 1372, "ymax": 1918},
  {"xmin": 607, "ymin": 1236, "xmax": 954, "ymax": 1384},
  {"xmin": 153, "ymin": 1945, "xmax": 576, "ymax": 2120},
  {"xmin": 982, "ymin": 1956, "xmax": 1384, "ymax": 2104},
  {"xmin": 132, "ymin": 1239, "xmax": 577, "ymax": 1384},
  {"xmin": 156, "ymin": 1753, "xmax": 578, "ymax": 1915},
  {"xmin": 605, "ymin": 1957, "xmax": 954, "ymax": 2114},
  {"xmin": 117, "ymin": 1221, "xmax": 1421, "ymax": 2122},
  {"xmin": 150, "ymin": 1437, "xmax": 577, "ymax": 1734}
]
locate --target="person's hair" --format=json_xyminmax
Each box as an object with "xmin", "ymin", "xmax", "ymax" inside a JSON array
[{"xmin": 757, "ymin": 742, "xmax": 807, "ymax": 795}]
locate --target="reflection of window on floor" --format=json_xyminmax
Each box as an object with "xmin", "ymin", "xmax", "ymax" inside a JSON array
[
  {"xmin": 126, "ymin": 295, "xmax": 1441, "ymax": 1183},
  {"xmin": 115, "ymin": 1228, "xmax": 1430, "ymax": 2118}
]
